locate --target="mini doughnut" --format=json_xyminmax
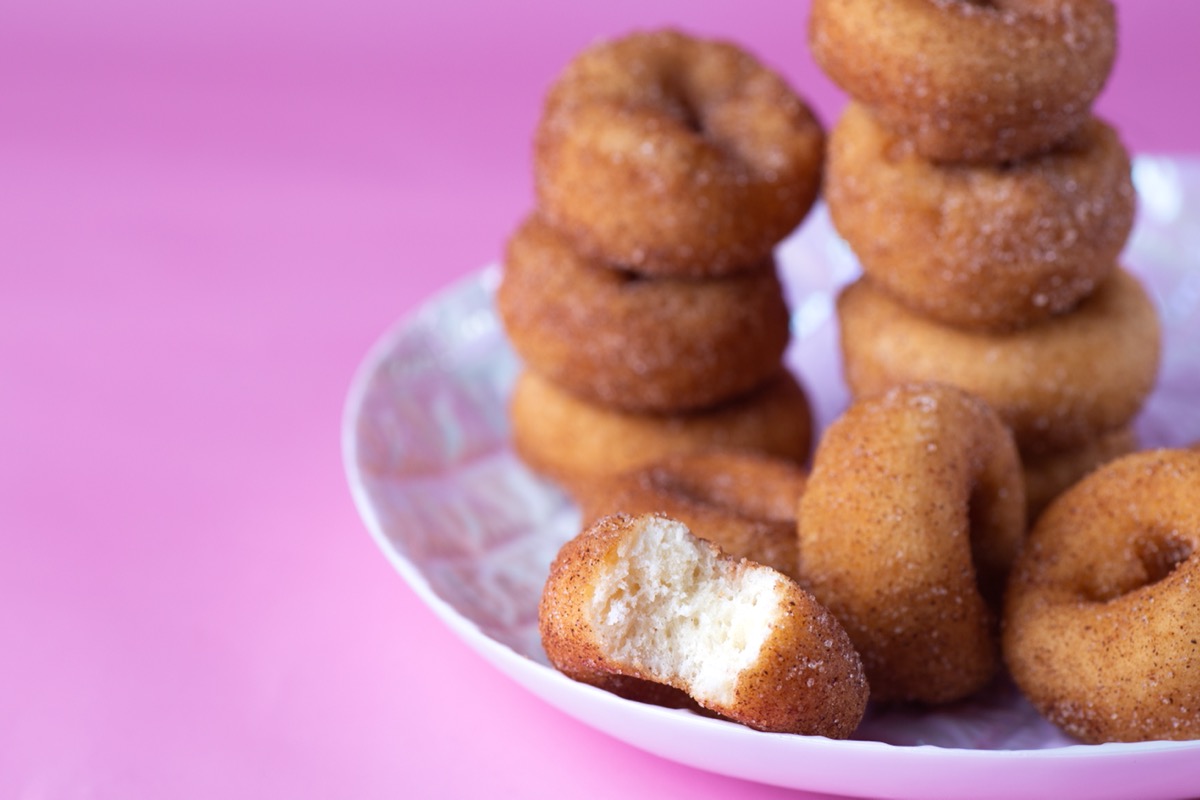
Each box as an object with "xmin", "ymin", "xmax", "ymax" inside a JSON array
[
  {"xmin": 837, "ymin": 268, "xmax": 1161, "ymax": 454},
  {"xmin": 826, "ymin": 104, "xmax": 1134, "ymax": 331},
  {"xmin": 510, "ymin": 369, "xmax": 813, "ymax": 489},
  {"xmin": 534, "ymin": 29, "xmax": 825, "ymax": 277},
  {"xmin": 797, "ymin": 383, "xmax": 1025, "ymax": 704},
  {"xmin": 1003, "ymin": 449, "xmax": 1200, "ymax": 743},
  {"xmin": 497, "ymin": 215, "xmax": 790, "ymax": 412},
  {"xmin": 809, "ymin": 0, "xmax": 1117, "ymax": 163},
  {"xmin": 573, "ymin": 450, "xmax": 806, "ymax": 581},
  {"xmin": 538, "ymin": 512, "xmax": 869, "ymax": 735},
  {"xmin": 1022, "ymin": 425, "xmax": 1137, "ymax": 523}
]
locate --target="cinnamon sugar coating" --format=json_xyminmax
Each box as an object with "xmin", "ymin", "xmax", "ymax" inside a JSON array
[
  {"xmin": 837, "ymin": 268, "xmax": 1161, "ymax": 455},
  {"xmin": 497, "ymin": 215, "xmax": 789, "ymax": 413},
  {"xmin": 810, "ymin": 0, "xmax": 1116, "ymax": 163},
  {"xmin": 534, "ymin": 29, "xmax": 824, "ymax": 277},
  {"xmin": 1003, "ymin": 449, "xmax": 1200, "ymax": 743},
  {"xmin": 826, "ymin": 104, "xmax": 1134, "ymax": 331},
  {"xmin": 510, "ymin": 370, "xmax": 812, "ymax": 490},
  {"xmin": 797, "ymin": 383, "xmax": 1025, "ymax": 704}
]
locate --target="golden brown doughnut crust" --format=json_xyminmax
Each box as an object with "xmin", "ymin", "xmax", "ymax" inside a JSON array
[
  {"xmin": 534, "ymin": 29, "xmax": 824, "ymax": 277},
  {"xmin": 497, "ymin": 215, "xmax": 790, "ymax": 413},
  {"xmin": 797, "ymin": 383, "xmax": 1025, "ymax": 704},
  {"xmin": 1022, "ymin": 425, "xmax": 1137, "ymax": 524},
  {"xmin": 837, "ymin": 268, "xmax": 1162, "ymax": 454},
  {"xmin": 510, "ymin": 369, "xmax": 813, "ymax": 489},
  {"xmin": 538, "ymin": 513, "xmax": 868, "ymax": 736},
  {"xmin": 573, "ymin": 450, "xmax": 806, "ymax": 581},
  {"xmin": 810, "ymin": 0, "xmax": 1117, "ymax": 163},
  {"xmin": 826, "ymin": 104, "xmax": 1134, "ymax": 331},
  {"xmin": 1003, "ymin": 449, "xmax": 1200, "ymax": 743}
]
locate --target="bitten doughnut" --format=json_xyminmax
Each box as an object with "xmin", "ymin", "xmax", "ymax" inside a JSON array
[
  {"xmin": 539, "ymin": 513, "xmax": 868, "ymax": 736},
  {"xmin": 497, "ymin": 215, "xmax": 790, "ymax": 412},
  {"xmin": 510, "ymin": 370, "xmax": 813, "ymax": 489},
  {"xmin": 826, "ymin": 104, "xmax": 1134, "ymax": 331},
  {"xmin": 837, "ymin": 268, "xmax": 1161, "ymax": 454},
  {"xmin": 1022, "ymin": 426, "xmax": 1137, "ymax": 523},
  {"xmin": 574, "ymin": 450, "xmax": 806, "ymax": 581},
  {"xmin": 1003, "ymin": 449, "xmax": 1200, "ymax": 743},
  {"xmin": 534, "ymin": 29, "xmax": 825, "ymax": 277},
  {"xmin": 810, "ymin": 0, "xmax": 1117, "ymax": 163},
  {"xmin": 797, "ymin": 383, "xmax": 1025, "ymax": 704}
]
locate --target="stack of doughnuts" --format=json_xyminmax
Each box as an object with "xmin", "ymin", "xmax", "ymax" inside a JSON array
[
  {"xmin": 810, "ymin": 0, "xmax": 1162, "ymax": 520},
  {"xmin": 499, "ymin": 29, "xmax": 826, "ymax": 489}
]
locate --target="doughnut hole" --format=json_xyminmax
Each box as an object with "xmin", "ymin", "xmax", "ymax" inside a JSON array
[
  {"xmin": 1081, "ymin": 529, "xmax": 1196, "ymax": 603},
  {"xmin": 1136, "ymin": 531, "xmax": 1194, "ymax": 586},
  {"xmin": 590, "ymin": 515, "xmax": 783, "ymax": 707}
]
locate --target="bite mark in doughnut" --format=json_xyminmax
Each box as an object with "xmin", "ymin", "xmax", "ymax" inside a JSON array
[
  {"xmin": 534, "ymin": 29, "xmax": 825, "ymax": 277},
  {"xmin": 497, "ymin": 215, "xmax": 790, "ymax": 412},
  {"xmin": 797, "ymin": 383, "xmax": 1025, "ymax": 704},
  {"xmin": 826, "ymin": 104, "xmax": 1134, "ymax": 331},
  {"xmin": 538, "ymin": 513, "xmax": 869, "ymax": 736},
  {"xmin": 810, "ymin": 0, "xmax": 1117, "ymax": 163},
  {"xmin": 573, "ymin": 450, "xmax": 806, "ymax": 581},
  {"xmin": 1003, "ymin": 449, "xmax": 1200, "ymax": 743},
  {"xmin": 837, "ymin": 268, "xmax": 1162, "ymax": 454},
  {"xmin": 510, "ymin": 369, "xmax": 813, "ymax": 489}
]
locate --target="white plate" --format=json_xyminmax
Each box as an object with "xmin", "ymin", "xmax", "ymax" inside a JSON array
[{"xmin": 343, "ymin": 156, "xmax": 1200, "ymax": 800}]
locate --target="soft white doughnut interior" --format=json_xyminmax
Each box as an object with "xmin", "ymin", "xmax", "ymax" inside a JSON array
[{"xmin": 590, "ymin": 515, "xmax": 784, "ymax": 706}]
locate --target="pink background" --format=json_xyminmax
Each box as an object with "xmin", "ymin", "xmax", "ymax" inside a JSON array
[{"xmin": 3, "ymin": 2, "xmax": 1197, "ymax": 798}]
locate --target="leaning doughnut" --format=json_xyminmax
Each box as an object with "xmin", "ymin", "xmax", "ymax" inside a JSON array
[
  {"xmin": 1003, "ymin": 449, "xmax": 1200, "ymax": 743},
  {"xmin": 1022, "ymin": 426, "xmax": 1137, "ymax": 523},
  {"xmin": 826, "ymin": 104, "xmax": 1134, "ymax": 331},
  {"xmin": 497, "ymin": 215, "xmax": 790, "ymax": 412},
  {"xmin": 534, "ymin": 29, "xmax": 824, "ymax": 277},
  {"xmin": 510, "ymin": 370, "xmax": 813, "ymax": 489},
  {"xmin": 573, "ymin": 450, "xmax": 806, "ymax": 581},
  {"xmin": 797, "ymin": 383, "xmax": 1025, "ymax": 704},
  {"xmin": 810, "ymin": 0, "xmax": 1117, "ymax": 163},
  {"xmin": 539, "ymin": 512, "xmax": 868, "ymax": 736},
  {"xmin": 837, "ymin": 268, "xmax": 1161, "ymax": 454}
]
